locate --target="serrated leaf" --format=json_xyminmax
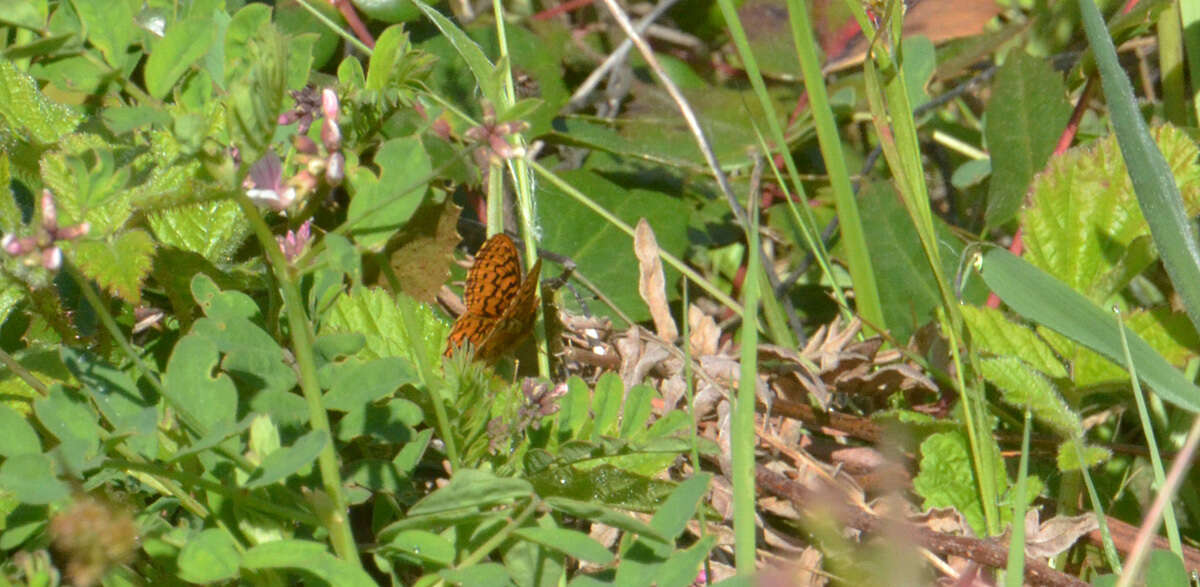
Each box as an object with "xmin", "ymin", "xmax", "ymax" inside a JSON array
[
  {"xmin": 962, "ymin": 305, "xmax": 1066, "ymax": 378},
  {"xmin": 70, "ymin": 229, "xmax": 155, "ymax": 304},
  {"xmin": 1056, "ymin": 440, "xmax": 1111, "ymax": 471},
  {"xmin": 984, "ymin": 53, "xmax": 1072, "ymax": 227},
  {"xmin": 0, "ymin": 59, "xmax": 81, "ymax": 143},
  {"xmin": 345, "ymin": 136, "xmax": 432, "ymax": 251},
  {"xmin": 147, "ymin": 200, "xmax": 251, "ymax": 262},
  {"xmin": 980, "ymin": 357, "xmax": 1081, "ymax": 438},
  {"xmin": 912, "ymin": 431, "xmax": 1004, "ymax": 536},
  {"xmin": 1022, "ymin": 126, "xmax": 1200, "ymax": 302},
  {"xmin": 319, "ymin": 287, "xmax": 448, "ymax": 368},
  {"xmin": 144, "ymin": 14, "xmax": 216, "ymax": 99}
]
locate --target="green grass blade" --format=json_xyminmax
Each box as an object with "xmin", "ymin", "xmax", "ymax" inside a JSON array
[
  {"xmin": 1080, "ymin": 0, "xmax": 1200, "ymax": 335},
  {"xmin": 978, "ymin": 247, "xmax": 1200, "ymax": 413},
  {"xmin": 1004, "ymin": 408, "xmax": 1032, "ymax": 587},
  {"xmin": 733, "ymin": 192, "xmax": 761, "ymax": 572}
]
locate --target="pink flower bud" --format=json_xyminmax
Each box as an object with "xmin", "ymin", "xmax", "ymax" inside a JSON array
[
  {"xmin": 321, "ymin": 88, "xmax": 339, "ymax": 122},
  {"xmin": 326, "ymin": 152, "xmax": 344, "ymax": 186},
  {"xmin": 40, "ymin": 190, "xmax": 57, "ymax": 231}
]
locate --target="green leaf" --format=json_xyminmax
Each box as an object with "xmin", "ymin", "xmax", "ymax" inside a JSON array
[
  {"xmin": 539, "ymin": 170, "xmax": 689, "ymax": 326},
  {"xmin": 961, "ymin": 305, "xmax": 1067, "ymax": 378},
  {"xmin": 0, "ymin": 59, "xmax": 82, "ymax": 143},
  {"xmin": 337, "ymin": 397, "xmax": 423, "ymax": 443},
  {"xmin": 619, "ymin": 383, "xmax": 654, "ymax": 439},
  {"xmin": 323, "ymin": 357, "xmax": 418, "ymax": 412},
  {"xmin": 1022, "ymin": 127, "xmax": 1200, "ymax": 302},
  {"xmin": 0, "ymin": 404, "xmax": 41, "ymax": 457},
  {"xmin": 164, "ymin": 334, "xmax": 238, "ymax": 435},
  {"xmin": 1081, "ymin": 0, "xmax": 1200, "ymax": 337},
  {"xmin": 513, "ymin": 527, "xmax": 615, "ymax": 564},
  {"xmin": 590, "ymin": 372, "xmax": 622, "ymax": 439},
  {"xmin": 320, "ymin": 287, "xmax": 447, "ymax": 368},
  {"xmin": 978, "ymin": 247, "xmax": 1200, "ymax": 413},
  {"xmin": 71, "ymin": 0, "xmax": 135, "ymax": 68},
  {"xmin": 648, "ymin": 473, "xmax": 711, "ymax": 541},
  {"xmin": 0, "ymin": 0, "xmax": 47, "ymax": 29},
  {"xmin": 240, "ymin": 540, "xmax": 375, "ymax": 587},
  {"xmin": 382, "ymin": 529, "xmax": 455, "ymax": 566},
  {"xmin": 438, "ymin": 563, "xmax": 512, "ymax": 586},
  {"xmin": 555, "ymin": 376, "xmax": 590, "ymax": 442},
  {"xmin": 545, "ymin": 497, "xmax": 669, "ymax": 542},
  {"xmin": 345, "ymin": 136, "xmax": 432, "ymax": 250},
  {"xmin": 655, "ymin": 535, "xmax": 717, "ymax": 587},
  {"xmin": 1145, "ymin": 549, "xmax": 1190, "ymax": 587},
  {"xmin": 1056, "ymin": 440, "xmax": 1111, "ymax": 471},
  {"xmin": 979, "ymin": 357, "xmax": 1081, "ymax": 438},
  {"xmin": 244, "ymin": 430, "xmax": 327, "ymax": 489},
  {"xmin": 407, "ymin": 469, "xmax": 532, "ymax": 515},
  {"xmin": 911, "ymin": 431, "xmax": 1003, "ymax": 536},
  {"xmin": 144, "ymin": 14, "xmax": 216, "ymax": 99},
  {"xmin": 70, "ymin": 229, "xmax": 155, "ymax": 305},
  {"xmin": 410, "ymin": 0, "xmax": 499, "ymax": 105},
  {"xmin": 61, "ymin": 347, "xmax": 158, "ymax": 459},
  {"xmin": 177, "ymin": 528, "xmax": 241, "ymax": 583},
  {"xmin": 984, "ymin": 53, "xmax": 1072, "ymax": 227},
  {"xmin": 35, "ymin": 386, "xmax": 101, "ymax": 472},
  {"xmin": 366, "ymin": 25, "xmax": 410, "ymax": 92},
  {"xmin": 147, "ymin": 200, "xmax": 251, "ymax": 262},
  {"xmin": 0, "ymin": 454, "xmax": 68, "ymax": 505}
]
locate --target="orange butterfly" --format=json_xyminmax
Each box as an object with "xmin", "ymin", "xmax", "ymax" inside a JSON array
[{"xmin": 444, "ymin": 233, "xmax": 542, "ymax": 362}]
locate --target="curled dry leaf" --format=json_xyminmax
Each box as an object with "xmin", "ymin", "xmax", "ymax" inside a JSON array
[{"xmin": 634, "ymin": 219, "xmax": 678, "ymax": 343}]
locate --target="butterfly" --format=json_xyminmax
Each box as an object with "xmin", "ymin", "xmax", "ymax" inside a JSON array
[{"xmin": 444, "ymin": 233, "xmax": 542, "ymax": 362}]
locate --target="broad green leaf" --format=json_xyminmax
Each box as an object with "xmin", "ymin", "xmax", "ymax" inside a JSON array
[
  {"xmin": 439, "ymin": 563, "xmax": 511, "ymax": 586},
  {"xmin": 978, "ymin": 247, "xmax": 1200, "ymax": 412},
  {"xmin": 0, "ymin": 454, "xmax": 68, "ymax": 505},
  {"xmin": 1145, "ymin": 549, "xmax": 1189, "ymax": 587},
  {"xmin": 411, "ymin": 0, "xmax": 499, "ymax": 105},
  {"xmin": 241, "ymin": 540, "xmax": 375, "ymax": 587},
  {"xmin": 649, "ymin": 473, "xmax": 712, "ymax": 541},
  {"xmin": 147, "ymin": 200, "xmax": 251, "ymax": 262},
  {"xmin": 222, "ymin": 3, "xmax": 272, "ymax": 85},
  {"xmin": 177, "ymin": 528, "xmax": 241, "ymax": 583},
  {"xmin": 556, "ymin": 376, "xmax": 590, "ymax": 442},
  {"xmin": 539, "ymin": 169, "xmax": 689, "ymax": 326},
  {"xmin": 70, "ymin": 229, "xmax": 155, "ymax": 304},
  {"xmin": 911, "ymin": 431, "xmax": 1004, "ymax": 536},
  {"xmin": 0, "ymin": 0, "xmax": 47, "ymax": 29},
  {"xmin": 655, "ymin": 535, "xmax": 717, "ymax": 587},
  {"xmin": 336, "ymin": 397, "xmax": 423, "ymax": 443},
  {"xmin": 0, "ymin": 59, "xmax": 82, "ymax": 143},
  {"xmin": 382, "ymin": 529, "xmax": 455, "ymax": 566},
  {"xmin": 1022, "ymin": 127, "xmax": 1200, "ymax": 302},
  {"xmin": 984, "ymin": 53, "xmax": 1071, "ymax": 227},
  {"xmin": 244, "ymin": 430, "xmax": 327, "ymax": 489},
  {"xmin": 1081, "ymin": 0, "xmax": 1200, "ymax": 337},
  {"xmin": 164, "ymin": 335, "xmax": 238, "ymax": 435},
  {"xmin": 961, "ymin": 305, "xmax": 1066, "ymax": 378},
  {"xmin": 345, "ymin": 136, "xmax": 432, "ymax": 250},
  {"xmin": 352, "ymin": 0, "xmax": 421, "ymax": 23},
  {"xmin": 513, "ymin": 526, "xmax": 614, "ymax": 564},
  {"xmin": 320, "ymin": 287, "xmax": 447, "ymax": 367},
  {"xmin": 34, "ymin": 386, "xmax": 101, "ymax": 472},
  {"xmin": 619, "ymin": 383, "xmax": 654, "ymax": 439},
  {"xmin": 71, "ymin": 0, "xmax": 135, "ymax": 68},
  {"xmin": 0, "ymin": 404, "xmax": 41, "ymax": 457},
  {"xmin": 323, "ymin": 357, "xmax": 418, "ymax": 412},
  {"xmin": 192, "ymin": 273, "xmax": 261, "ymax": 321},
  {"xmin": 61, "ymin": 347, "xmax": 158, "ymax": 459},
  {"xmin": 366, "ymin": 25, "xmax": 410, "ymax": 92},
  {"xmin": 979, "ymin": 357, "xmax": 1081, "ymax": 438},
  {"xmin": 407, "ymin": 469, "xmax": 531, "ymax": 515},
  {"xmin": 144, "ymin": 14, "xmax": 216, "ymax": 99}
]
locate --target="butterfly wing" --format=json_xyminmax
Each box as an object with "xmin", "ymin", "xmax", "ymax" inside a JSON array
[
  {"xmin": 444, "ymin": 313, "xmax": 499, "ymax": 357},
  {"xmin": 475, "ymin": 258, "xmax": 541, "ymax": 361},
  {"xmin": 463, "ymin": 234, "xmax": 523, "ymax": 318}
]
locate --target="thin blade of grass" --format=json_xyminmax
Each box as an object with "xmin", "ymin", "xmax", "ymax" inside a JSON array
[
  {"xmin": 978, "ymin": 247, "xmax": 1200, "ymax": 413},
  {"xmin": 1004, "ymin": 408, "xmax": 1031, "ymax": 587},
  {"xmin": 1080, "ymin": 0, "xmax": 1200, "ymax": 335},
  {"xmin": 733, "ymin": 188, "xmax": 761, "ymax": 572}
]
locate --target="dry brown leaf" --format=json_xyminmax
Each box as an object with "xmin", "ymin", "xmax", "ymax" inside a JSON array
[
  {"xmin": 688, "ymin": 304, "xmax": 719, "ymax": 356},
  {"xmin": 1022, "ymin": 510, "xmax": 1099, "ymax": 560},
  {"xmin": 634, "ymin": 219, "xmax": 678, "ymax": 342},
  {"xmin": 387, "ymin": 199, "xmax": 462, "ymax": 303}
]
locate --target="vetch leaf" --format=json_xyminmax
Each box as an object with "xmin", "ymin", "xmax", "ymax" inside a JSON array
[
  {"xmin": 381, "ymin": 529, "xmax": 455, "ymax": 566},
  {"xmin": 0, "ymin": 454, "xmax": 69, "ymax": 505},
  {"xmin": 0, "ymin": 405, "xmax": 41, "ymax": 457},
  {"xmin": 240, "ymin": 540, "xmax": 375, "ymax": 587},
  {"xmin": 407, "ymin": 469, "xmax": 532, "ymax": 515},
  {"xmin": 513, "ymin": 527, "xmax": 615, "ymax": 564},
  {"xmin": 164, "ymin": 335, "xmax": 238, "ymax": 435},
  {"xmin": 244, "ymin": 430, "xmax": 327, "ymax": 489},
  {"xmin": 545, "ymin": 497, "xmax": 668, "ymax": 542}
]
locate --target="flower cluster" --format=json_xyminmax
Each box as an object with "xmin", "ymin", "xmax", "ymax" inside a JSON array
[
  {"xmin": 1, "ymin": 189, "xmax": 89, "ymax": 272},
  {"xmin": 244, "ymin": 88, "xmax": 344, "ymax": 211}
]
